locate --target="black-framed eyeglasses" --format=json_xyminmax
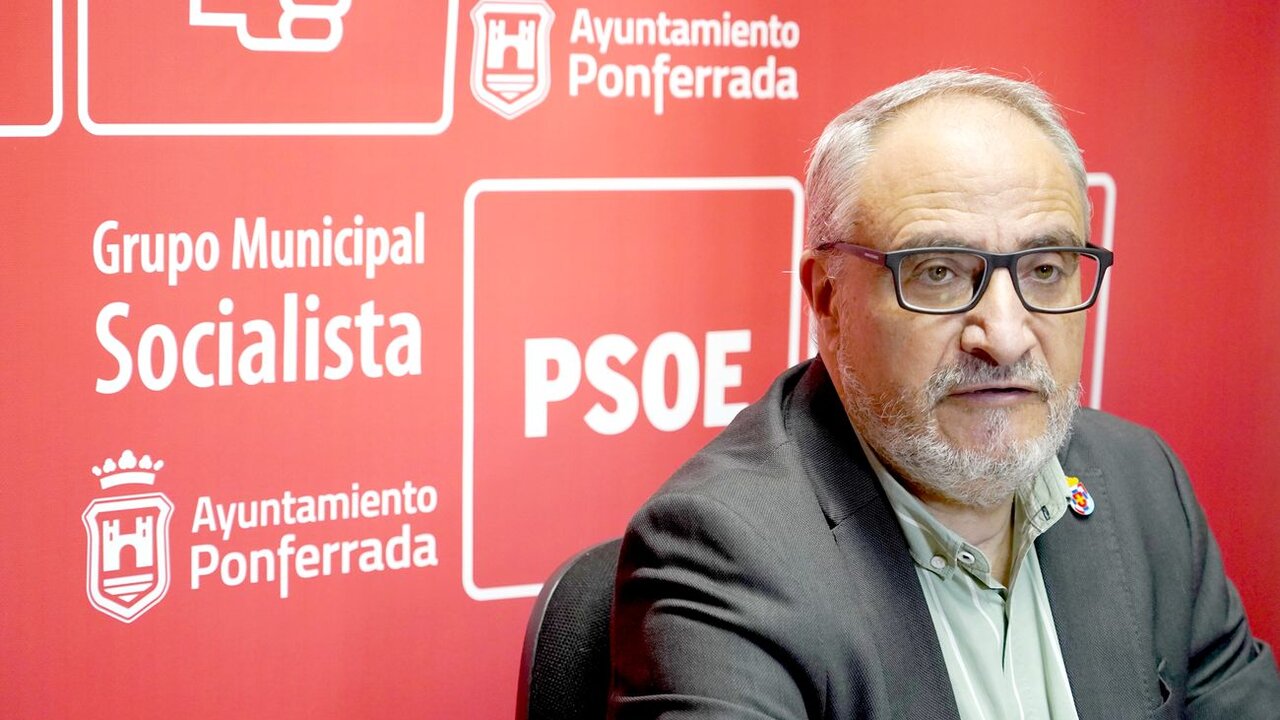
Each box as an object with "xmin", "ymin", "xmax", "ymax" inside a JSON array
[{"xmin": 814, "ymin": 241, "xmax": 1115, "ymax": 314}]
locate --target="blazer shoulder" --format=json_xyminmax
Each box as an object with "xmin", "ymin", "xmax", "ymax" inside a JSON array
[
  {"xmin": 624, "ymin": 362, "xmax": 838, "ymax": 569},
  {"xmin": 645, "ymin": 363, "xmax": 810, "ymax": 510},
  {"xmin": 1071, "ymin": 407, "xmax": 1162, "ymax": 444},
  {"xmin": 1065, "ymin": 408, "xmax": 1178, "ymax": 474}
]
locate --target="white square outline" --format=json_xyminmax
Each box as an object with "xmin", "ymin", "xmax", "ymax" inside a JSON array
[
  {"xmin": 461, "ymin": 176, "xmax": 806, "ymax": 601},
  {"xmin": 1084, "ymin": 172, "xmax": 1117, "ymax": 410},
  {"xmin": 803, "ymin": 172, "xmax": 1117, "ymax": 409},
  {"xmin": 0, "ymin": 0, "xmax": 63, "ymax": 137},
  {"xmin": 76, "ymin": 0, "xmax": 458, "ymax": 136}
]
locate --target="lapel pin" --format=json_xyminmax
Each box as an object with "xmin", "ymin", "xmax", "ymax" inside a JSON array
[{"xmin": 1066, "ymin": 476, "xmax": 1095, "ymax": 516}]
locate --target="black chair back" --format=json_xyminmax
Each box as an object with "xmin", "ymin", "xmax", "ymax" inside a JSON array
[{"xmin": 516, "ymin": 538, "xmax": 622, "ymax": 720}]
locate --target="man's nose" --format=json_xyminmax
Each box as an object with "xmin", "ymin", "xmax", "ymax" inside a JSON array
[{"xmin": 958, "ymin": 268, "xmax": 1037, "ymax": 366}]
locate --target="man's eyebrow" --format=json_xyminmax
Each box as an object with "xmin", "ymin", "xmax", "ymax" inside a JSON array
[
  {"xmin": 893, "ymin": 234, "xmax": 976, "ymax": 250},
  {"xmin": 892, "ymin": 228, "xmax": 1085, "ymax": 251},
  {"xmin": 1025, "ymin": 229, "xmax": 1086, "ymax": 248}
]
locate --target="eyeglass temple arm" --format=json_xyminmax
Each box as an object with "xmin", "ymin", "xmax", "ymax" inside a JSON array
[
  {"xmin": 849, "ymin": 245, "xmax": 887, "ymax": 266},
  {"xmin": 817, "ymin": 242, "xmax": 888, "ymax": 267}
]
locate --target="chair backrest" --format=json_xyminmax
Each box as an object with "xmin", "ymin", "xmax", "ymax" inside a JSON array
[{"xmin": 516, "ymin": 537, "xmax": 622, "ymax": 720}]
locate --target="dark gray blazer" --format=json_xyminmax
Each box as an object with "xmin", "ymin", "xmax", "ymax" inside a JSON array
[{"xmin": 609, "ymin": 358, "xmax": 1280, "ymax": 719}]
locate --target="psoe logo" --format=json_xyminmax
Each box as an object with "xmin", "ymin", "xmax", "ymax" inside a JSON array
[
  {"xmin": 469, "ymin": 0, "xmax": 555, "ymax": 119},
  {"xmin": 82, "ymin": 450, "xmax": 174, "ymax": 623}
]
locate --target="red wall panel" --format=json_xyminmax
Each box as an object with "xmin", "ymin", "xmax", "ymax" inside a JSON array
[{"xmin": 2, "ymin": 1, "xmax": 1276, "ymax": 717}]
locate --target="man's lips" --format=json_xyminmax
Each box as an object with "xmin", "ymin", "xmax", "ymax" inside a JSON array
[{"xmin": 945, "ymin": 383, "xmax": 1044, "ymax": 405}]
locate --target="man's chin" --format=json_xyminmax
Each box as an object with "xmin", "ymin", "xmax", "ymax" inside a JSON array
[{"xmin": 933, "ymin": 407, "xmax": 1049, "ymax": 452}]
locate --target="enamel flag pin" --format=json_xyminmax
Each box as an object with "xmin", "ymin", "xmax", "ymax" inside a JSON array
[{"xmin": 1066, "ymin": 476, "xmax": 1095, "ymax": 516}]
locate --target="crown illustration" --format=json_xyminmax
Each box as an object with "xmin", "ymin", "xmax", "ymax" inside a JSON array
[{"xmin": 92, "ymin": 450, "xmax": 164, "ymax": 490}]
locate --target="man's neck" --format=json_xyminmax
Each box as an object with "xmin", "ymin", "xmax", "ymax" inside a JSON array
[{"xmin": 902, "ymin": 479, "xmax": 1016, "ymax": 586}]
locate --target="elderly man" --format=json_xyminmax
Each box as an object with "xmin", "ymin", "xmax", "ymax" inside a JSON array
[{"xmin": 608, "ymin": 70, "xmax": 1280, "ymax": 719}]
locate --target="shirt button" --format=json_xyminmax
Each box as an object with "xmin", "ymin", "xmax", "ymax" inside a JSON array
[
  {"xmin": 930, "ymin": 555, "xmax": 947, "ymax": 570},
  {"xmin": 957, "ymin": 550, "xmax": 976, "ymax": 565}
]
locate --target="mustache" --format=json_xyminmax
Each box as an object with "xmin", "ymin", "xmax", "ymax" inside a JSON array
[{"xmin": 921, "ymin": 355, "xmax": 1059, "ymax": 406}]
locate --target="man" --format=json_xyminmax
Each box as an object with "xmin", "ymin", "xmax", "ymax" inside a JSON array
[{"xmin": 608, "ymin": 70, "xmax": 1280, "ymax": 719}]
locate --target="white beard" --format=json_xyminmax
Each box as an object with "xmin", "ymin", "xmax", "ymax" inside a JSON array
[{"xmin": 836, "ymin": 342, "xmax": 1079, "ymax": 508}]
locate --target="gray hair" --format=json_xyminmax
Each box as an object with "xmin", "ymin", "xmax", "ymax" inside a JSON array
[{"xmin": 805, "ymin": 69, "xmax": 1089, "ymax": 249}]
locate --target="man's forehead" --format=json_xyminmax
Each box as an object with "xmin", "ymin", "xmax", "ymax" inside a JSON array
[
  {"xmin": 867, "ymin": 95, "xmax": 1064, "ymax": 183},
  {"xmin": 854, "ymin": 94, "xmax": 1086, "ymax": 245}
]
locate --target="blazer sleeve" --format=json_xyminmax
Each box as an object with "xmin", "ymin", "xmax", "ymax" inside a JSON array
[
  {"xmin": 608, "ymin": 491, "xmax": 824, "ymax": 720},
  {"xmin": 1160, "ymin": 436, "xmax": 1280, "ymax": 716}
]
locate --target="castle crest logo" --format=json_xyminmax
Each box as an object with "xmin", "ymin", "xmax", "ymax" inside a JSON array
[
  {"xmin": 83, "ymin": 450, "xmax": 174, "ymax": 623},
  {"xmin": 469, "ymin": 0, "xmax": 555, "ymax": 119}
]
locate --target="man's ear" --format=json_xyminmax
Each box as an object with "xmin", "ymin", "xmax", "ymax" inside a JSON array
[{"xmin": 801, "ymin": 248, "xmax": 839, "ymax": 337}]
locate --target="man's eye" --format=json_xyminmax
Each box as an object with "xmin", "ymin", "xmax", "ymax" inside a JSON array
[
  {"xmin": 1021, "ymin": 251, "xmax": 1078, "ymax": 284},
  {"xmin": 1028, "ymin": 263, "xmax": 1066, "ymax": 282},
  {"xmin": 919, "ymin": 264, "xmax": 958, "ymax": 283}
]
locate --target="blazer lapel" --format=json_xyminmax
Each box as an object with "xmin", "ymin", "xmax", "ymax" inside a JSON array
[
  {"xmin": 787, "ymin": 360, "xmax": 961, "ymax": 720},
  {"xmin": 1038, "ymin": 459, "xmax": 1151, "ymax": 720}
]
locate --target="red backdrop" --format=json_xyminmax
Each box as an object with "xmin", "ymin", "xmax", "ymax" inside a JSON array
[{"xmin": 2, "ymin": 1, "xmax": 1277, "ymax": 717}]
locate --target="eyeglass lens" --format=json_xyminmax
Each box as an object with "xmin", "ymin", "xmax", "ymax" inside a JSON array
[{"xmin": 898, "ymin": 250, "xmax": 1100, "ymax": 311}]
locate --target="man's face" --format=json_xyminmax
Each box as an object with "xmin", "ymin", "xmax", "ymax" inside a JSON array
[{"xmin": 810, "ymin": 95, "xmax": 1088, "ymax": 505}]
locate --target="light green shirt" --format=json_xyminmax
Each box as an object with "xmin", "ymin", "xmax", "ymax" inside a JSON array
[{"xmin": 857, "ymin": 434, "xmax": 1080, "ymax": 720}]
